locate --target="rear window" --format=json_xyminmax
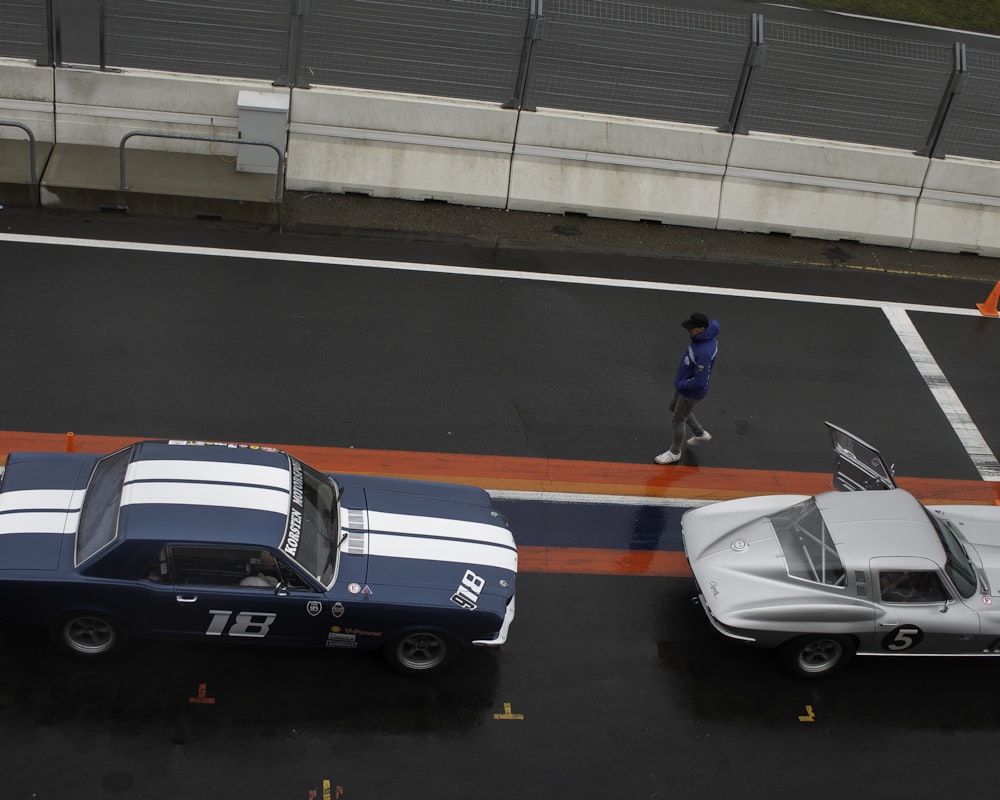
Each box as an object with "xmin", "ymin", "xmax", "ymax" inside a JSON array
[
  {"xmin": 769, "ymin": 498, "xmax": 847, "ymax": 588},
  {"xmin": 76, "ymin": 446, "xmax": 132, "ymax": 564}
]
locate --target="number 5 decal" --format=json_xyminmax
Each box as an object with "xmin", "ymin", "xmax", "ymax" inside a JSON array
[
  {"xmin": 206, "ymin": 609, "xmax": 276, "ymax": 638},
  {"xmin": 881, "ymin": 625, "xmax": 924, "ymax": 651}
]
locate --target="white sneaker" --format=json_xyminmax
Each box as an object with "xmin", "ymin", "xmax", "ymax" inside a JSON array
[
  {"xmin": 687, "ymin": 431, "xmax": 712, "ymax": 446},
  {"xmin": 654, "ymin": 450, "xmax": 681, "ymax": 464}
]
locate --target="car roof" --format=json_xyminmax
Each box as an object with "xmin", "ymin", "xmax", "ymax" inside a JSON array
[
  {"xmin": 117, "ymin": 441, "xmax": 292, "ymax": 548},
  {"xmin": 815, "ymin": 488, "xmax": 946, "ymax": 568}
]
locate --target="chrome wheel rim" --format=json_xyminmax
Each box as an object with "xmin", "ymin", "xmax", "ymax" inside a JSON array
[
  {"xmin": 395, "ymin": 632, "xmax": 447, "ymax": 671},
  {"xmin": 797, "ymin": 638, "xmax": 843, "ymax": 674},
  {"xmin": 64, "ymin": 616, "xmax": 117, "ymax": 655}
]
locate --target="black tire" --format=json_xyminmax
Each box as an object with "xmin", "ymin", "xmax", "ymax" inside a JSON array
[
  {"xmin": 780, "ymin": 634, "xmax": 855, "ymax": 679},
  {"xmin": 51, "ymin": 612, "xmax": 129, "ymax": 660},
  {"xmin": 383, "ymin": 630, "xmax": 457, "ymax": 676}
]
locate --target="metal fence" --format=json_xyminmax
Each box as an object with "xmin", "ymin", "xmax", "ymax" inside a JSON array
[{"xmin": 2, "ymin": 0, "xmax": 998, "ymax": 161}]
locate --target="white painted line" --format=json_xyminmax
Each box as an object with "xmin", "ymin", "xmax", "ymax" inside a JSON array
[
  {"xmin": 489, "ymin": 490, "xmax": 713, "ymax": 507},
  {"xmin": 0, "ymin": 231, "xmax": 982, "ymax": 316},
  {"xmin": 883, "ymin": 304, "xmax": 1000, "ymax": 481}
]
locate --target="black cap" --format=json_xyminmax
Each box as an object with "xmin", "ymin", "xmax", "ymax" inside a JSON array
[{"xmin": 681, "ymin": 312, "xmax": 709, "ymax": 330}]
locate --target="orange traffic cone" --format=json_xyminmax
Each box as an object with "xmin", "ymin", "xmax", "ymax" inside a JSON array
[
  {"xmin": 976, "ymin": 282, "xmax": 1000, "ymax": 317},
  {"xmin": 66, "ymin": 432, "xmax": 77, "ymax": 452}
]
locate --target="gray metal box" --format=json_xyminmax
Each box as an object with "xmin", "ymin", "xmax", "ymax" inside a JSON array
[{"xmin": 237, "ymin": 91, "xmax": 289, "ymax": 175}]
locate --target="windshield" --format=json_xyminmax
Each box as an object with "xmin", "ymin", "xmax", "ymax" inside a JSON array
[
  {"xmin": 769, "ymin": 498, "xmax": 847, "ymax": 587},
  {"xmin": 77, "ymin": 446, "xmax": 132, "ymax": 564},
  {"xmin": 925, "ymin": 510, "xmax": 978, "ymax": 598},
  {"xmin": 280, "ymin": 458, "xmax": 341, "ymax": 589}
]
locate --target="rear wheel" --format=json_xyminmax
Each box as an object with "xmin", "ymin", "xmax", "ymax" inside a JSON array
[
  {"xmin": 780, "ymin": 634, "xmax": 854, "ymax": 679},
  {"xmin": 51, "ymin": 612, "xmax": 129, "ymax": 660},
  {"xmin": 383, "ymin": 630, "xmax": 457, "ymax": 676}
]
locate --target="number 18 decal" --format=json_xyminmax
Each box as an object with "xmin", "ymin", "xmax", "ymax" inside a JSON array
[
  {"xmin": 451, "ymin": 570, "xmax": 486, "ymax": 610},
  {"xmin": 206, "ymin": 609, "xmax": 276, "ymax": 638},
  {"xmin": 881, "ymin": 625, "xmax": 924, "ymax": 651}
]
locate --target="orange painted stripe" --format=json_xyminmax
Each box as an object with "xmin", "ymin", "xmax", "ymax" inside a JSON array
[
  {"xmin": 519, "ymin": 547, "xmax": 692, "ymax": 577},
  {"xmin": 0, "ymin": 429, "xmax": 995, "ymax": 506}
]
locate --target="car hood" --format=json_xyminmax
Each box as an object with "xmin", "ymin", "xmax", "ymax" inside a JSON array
[
  {"xmin": 335, "ymin": 475, "xmax": 517, "ymax": 599},
  {"xmin": 0, "ymin": 453, "xmax": 101, "ymax": 570}
]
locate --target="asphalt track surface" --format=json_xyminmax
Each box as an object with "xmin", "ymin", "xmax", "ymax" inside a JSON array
[{"xmin": 1, "ymin": 205, "xmax": 1000, "ymax": 799}]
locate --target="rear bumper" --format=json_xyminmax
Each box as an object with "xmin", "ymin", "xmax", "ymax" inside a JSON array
[
  {"xmin": 473, "ymin": 596, "xmax": 516, "ymax": 647},
  {"xmin": 698, "ymin": 594, "xmax": 757, "ymax": 643}
]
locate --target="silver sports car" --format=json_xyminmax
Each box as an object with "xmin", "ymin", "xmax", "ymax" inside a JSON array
[{"xmin": 681, "ymin": 423, "xmax": 1000, "ymax": 678}]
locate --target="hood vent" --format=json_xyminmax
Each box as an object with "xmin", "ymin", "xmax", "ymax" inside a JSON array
[{"xmin": 343, "ymin": 507, "xmax": 369, "ymax": 555}]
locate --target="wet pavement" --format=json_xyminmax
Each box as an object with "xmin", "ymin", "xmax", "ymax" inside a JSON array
[{"xmin": 1, "ymin": 202, "xmax": 1000, "ymax": 798}]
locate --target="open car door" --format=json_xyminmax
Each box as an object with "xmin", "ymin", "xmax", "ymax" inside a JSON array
[{"xmin": 825, "ymin": 422, "xmax": 897, "ymax": 492}]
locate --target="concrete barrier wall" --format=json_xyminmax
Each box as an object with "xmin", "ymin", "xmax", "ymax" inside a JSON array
[
  {"xmin": 508, "ymin": 109, "xmax": 729, "ymax": 229},
  {"xmin": 0, "ymin": 58, "xmax": 54, "ymax": 142},
  {"xmin": 911, "ymin": 157, "xmax": 1000, "ymax": 257},
  {"xmin": 286, "ymin": 86, "xmax": 516, "ymax": 208},
  {"xmin": 1, "ymin": 61, "xmax": 999, "ymax": 255},
  {"xmin": 53, "ymin": 68, "xmax": 288, "ymax": 157},
  {"xmin": 718, "ymin": 133, "xmax": 930, "ymax": 249}
]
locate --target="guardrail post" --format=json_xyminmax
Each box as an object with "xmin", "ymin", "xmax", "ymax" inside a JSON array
[
  {"xmin": 917, "ymin": 42, "xmax": 968, "ymax": 159},
  {"xmin": 503, "ymin": 0, "xmax": 544, "ymax": 110},
  {"xmin": 119, "ymin": 131, "xmax": 285, "ymax": 202},
  {"xmin": 719, "ymin": 13, "xmax": 765, "ymax": 135},
  {"xmin": 0, "ymin": 121, "xmax": 39, "ymax": 185}
]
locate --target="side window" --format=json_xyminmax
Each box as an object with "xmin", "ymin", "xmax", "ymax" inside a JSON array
[
  {"xmin": 879, "ymin": 570, "xmax": 948, "ymax": 604},
  {"xmin": 141, "ymin": 547, "xmax": 171, "ymax": 583},
  {"xmin": 149, "ymin": 546, "xmax": 312, "ymax": 590},
  {"xmin": 169, "ymin": 546, "xmax": 283, "ymax": 589}
]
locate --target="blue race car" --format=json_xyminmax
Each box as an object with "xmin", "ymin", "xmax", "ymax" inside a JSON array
[{"xmin": 0, "ymin": 440, "xmax": 517, "ymax": 675}]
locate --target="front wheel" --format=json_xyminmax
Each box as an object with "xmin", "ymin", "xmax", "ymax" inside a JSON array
[
  {"xmin": 780, "ymin": 634, "xmax": 855, "ymax": 679},
  {"xmin": 51, "ymin": 612, "xmax": 129, "ymax": 660},
  {"xmin": 383, "ymin": 630, "xmax": 457, "ymax": 676}
]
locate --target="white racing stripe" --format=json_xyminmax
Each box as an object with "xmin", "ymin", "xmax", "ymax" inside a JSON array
[
  {"xmin": 369, "ymin": 531, "xmax": 518, "ymax": 572},
  {"xmin": 367, "ymin": 510, "xmax": 515, "ymax": 548},
  {"xmin": 0, "ymin": 511, "xmax": 80, "ymax": 535},
  {"xmin": 0, "ymin": 488, "xmax": 85, "ymax": 513},
  {"xmin": 126, "ymin": 459, "xmax": 290, "ymax": 490},
  {"xmin": 121, "ymin": 481, "xmax": 290, "ymax": 516}
]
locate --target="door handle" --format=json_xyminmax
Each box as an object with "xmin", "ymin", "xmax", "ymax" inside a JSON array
[{"xmin": 175, "ymin": 595, "xmax": 198, "ymax": 603}]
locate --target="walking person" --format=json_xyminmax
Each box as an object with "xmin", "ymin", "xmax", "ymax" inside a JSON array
[{"xmin": 655, "ymin": 312, "xmax": 719, "ymax": 465}]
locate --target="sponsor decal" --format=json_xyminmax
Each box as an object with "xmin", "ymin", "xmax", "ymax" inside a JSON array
[
  {"xmin": 347, "ymin": 582, "xmax": 361, "ymax": 595},
  {"xmin": 306, "ymin": 601, "xmax": 322, "ymax": 616},
  {"xmin": 331, "ymin": 601, "xmax": 345, "ymax": 618},
  {"xmin": 167, "ymin": 440, "xmax": 279, "ymax": 452},
  {"xmin": 326, "ymin": 632, "xmax": 358, "ymax": 649},
  {"xmin": 984, "ymin": 596, "xmax": 994, "ymax": 606},
  {"xmin": 281, "ymin": 459, "xmax": 305, "ymax": 558},
  {"xmin": 332, "ymin": 625, "xmax": 383, "ymax": 638},
  {"xmin": 362, "ymin": 584, "xmax": 373, "ymax": 599},
  {"xmin": 450, "ymin": 569, "xmax": 486, "ymax": 611}
]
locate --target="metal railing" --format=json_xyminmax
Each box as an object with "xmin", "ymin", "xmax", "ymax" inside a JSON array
[
  {"xmin": 0, "ymin": 120, "xmax": 39, "ymax": 184},
  {"xmin": 118, "ymin": 131, "xmax": 284, "ymax": 202},
  {"xmin": 3, "ymin": 1, "xmax": 999, "ymax": 162}
]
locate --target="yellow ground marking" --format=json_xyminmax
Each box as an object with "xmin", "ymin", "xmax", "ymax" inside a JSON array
[{"xmin": 493, "ymin": 702, "xmax": 524, "ymax": 720}]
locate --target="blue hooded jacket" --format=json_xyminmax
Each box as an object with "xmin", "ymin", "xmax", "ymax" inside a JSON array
[{"xmin": 674, "ymin": 319, "xmax": 719, "ymax": 399}]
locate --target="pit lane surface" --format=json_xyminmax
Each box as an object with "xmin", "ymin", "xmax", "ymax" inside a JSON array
[{"xmin": 1, "ymin": 210, "xmax": 999, "ymax": 799}]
